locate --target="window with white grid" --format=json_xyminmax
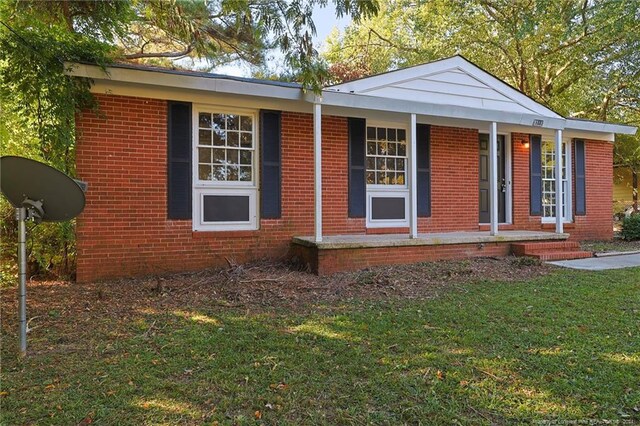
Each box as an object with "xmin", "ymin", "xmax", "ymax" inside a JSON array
[
  {"xmin": 193, "ymin": 108, "xmax": 258, "ymax": 232},
  {"xmin": 365, "ymin": 126, "xmax": 407, "ymax": 186},
  {"xmin": 541, "ymin": 140, "xmax": 568, "ymax": 219},
  {"xmin": 197, "ymin": 112, "xmax": 254, "ymax": 183}
]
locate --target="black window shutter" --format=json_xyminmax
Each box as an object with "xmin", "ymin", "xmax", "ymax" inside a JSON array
[
  {"xmin": 167, "ymin": 101, "xmax": 192, "ymax": 219},
  {"xmin": 260, "ymin": 110, "xmax": 282, "ymax": 219},
  {"xmin": 416, "ymin": 124, "xmax": 432, "ymax": 217},
  {"xmin": 574, "ymin": 139, "xmax": 586, "ymax": 215},
  {"xmin": 529, "ymin": 134, "xmax": 542, "ymax": 216},
  {"xmin": 348, "ymin": 117, "xmax": 366, "ymax": 218}
]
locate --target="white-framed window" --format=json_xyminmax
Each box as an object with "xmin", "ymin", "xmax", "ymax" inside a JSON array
[
  {"xmin": 541, "ymin": 140, "xmax": 572, "ymax": 222},
  {"xmin": 366, "ymin": 126, "xmax": 407, "ymax": 186},
  {"xmin": 366, "ymin": 124, "xmax": 410, "ymax": 228},
  {"xmin": 193, "ymin": 107, "xmax": 258, "ymax": 231}
]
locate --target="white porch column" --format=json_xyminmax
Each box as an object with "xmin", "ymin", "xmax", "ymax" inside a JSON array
[
  {"xmin": 489, "ymin": 121, "xmax": 499, "ymax": 236},
  {"xmin": 313, "ymin": 102, "xmax": 323, "ymax": 242},
  {"xmin": 409, "ymin": 113, "xmax": 418, "ymax": 238},
  {"xmin": 555, "ymin": 129, "xmax": 564, "ymax": 234}
]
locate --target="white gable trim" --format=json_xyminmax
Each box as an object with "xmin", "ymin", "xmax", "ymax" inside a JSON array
[{"xmin": 329, "ymin": 56, "xmax": 563, "ymax": 119}]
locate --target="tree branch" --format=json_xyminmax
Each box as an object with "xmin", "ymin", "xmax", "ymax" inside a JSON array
[
  {"xmin": 123, "ymin": 44, "xmax": 194, "ymax": 59},
  {"xmin": 367, "ymin": 27, "xmax": 419, "ymax": 53}
]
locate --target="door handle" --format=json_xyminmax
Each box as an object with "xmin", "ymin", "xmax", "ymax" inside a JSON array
[{"xmin": 500, "ymin": 180, "xmax": 507, "ymax": 193}]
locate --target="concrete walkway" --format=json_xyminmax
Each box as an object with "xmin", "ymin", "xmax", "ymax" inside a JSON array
[{"xmin": 549, "ymin": 253, "xmax": 640, "ymax": 270}]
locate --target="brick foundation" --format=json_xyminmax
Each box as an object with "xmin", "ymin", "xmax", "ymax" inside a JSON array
[{"xmin": 292, "ymin": 242, "xmax": 513, "ymax": 275}]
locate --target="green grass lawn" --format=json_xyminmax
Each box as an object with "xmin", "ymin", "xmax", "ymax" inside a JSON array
[{"xmin": 2, "ymin": 266, "xmax": 640, "ymax": 425}]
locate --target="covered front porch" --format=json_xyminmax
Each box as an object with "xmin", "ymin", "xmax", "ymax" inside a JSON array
[
  {"xmin": 306, "ymin": 57, "xmax": 574, "ymax": 248},
  {"xmin": 291, "ymin": 230, "xmax": 569, "ymax": 274}
]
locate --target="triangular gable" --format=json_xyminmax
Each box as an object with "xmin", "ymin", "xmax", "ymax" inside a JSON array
[{"xmin": 328, "ymin": 55, "xmax": 562, "ymax": 119}]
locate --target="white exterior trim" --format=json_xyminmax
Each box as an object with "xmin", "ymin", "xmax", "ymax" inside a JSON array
[
  {"xmin": 540, "ymin": 138, "xmax": 572, "ymax": 225},
  {"xmin": 365, "ymin": 120, "xmax": 410, "ymax": 229},
  {"xmin": 555, "ymin": 129, "xmax": 564, "ymax": 234},
  {"xmin": 409, "ymin": 113, "xmax": 418, "ymax": 238},
  {"xmin": 489, "ymin": 122, "xmax": 499, "ymax": 236},
  {"xmin": 366, "ymin": 191, "xmax": 410, "ymax": 229},
  {"xmin": 314, "ymin": 102, "xmax": 323, "ymax": 242},
  {"xmin": 565, "ymin": 118, "xmax": 636, "ymax": 135},
  {"xmin": 504, "ymin": 132, "xmax": 513, "ymax": 225},
  {"xmin": 191, "ymin": 104, "xmax": 259, "ymax": 232},
  {"xmin": 319, "ymin": 90, "xmax": 566, "ymax": 130},
  {"xmin": 330, "ymin": 56, "xmax": 563, "ymax": 119},
  {"xmin": 66, "ymin": 62, "xmax": 637, "ymax": 137},
  {"xmin": 67, "ymin": 63, "xmax": 303, "ymax": 101}
]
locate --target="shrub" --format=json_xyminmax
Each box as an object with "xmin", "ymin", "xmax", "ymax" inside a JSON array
[
  {"xmin": 621, "ymin": 214, "xmax": 640, "ymax": 241},
  {"xmin": 0, "ymin": 198, "xmax": 76, "ymax": 286}
]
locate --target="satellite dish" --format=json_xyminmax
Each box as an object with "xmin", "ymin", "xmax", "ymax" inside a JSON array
[
  {"xmin": 0, "ymin": 156, "xmax": 87, "ymax": 356},
  {"xmin": 1, "ymin": 156, "xmax": 86, "ymax": 222}
]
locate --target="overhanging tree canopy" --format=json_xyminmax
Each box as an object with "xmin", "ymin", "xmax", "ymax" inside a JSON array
[{"xmin": 323, "ymin": 0, "xmax": 640, "ymax": 122}]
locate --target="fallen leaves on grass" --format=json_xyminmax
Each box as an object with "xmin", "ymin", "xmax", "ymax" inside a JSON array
[{"xmin": 0, "ymin": 257, "xmax": 552, "ymax": 358}]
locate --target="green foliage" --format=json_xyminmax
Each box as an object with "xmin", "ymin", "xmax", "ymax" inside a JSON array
[
  {"xmin": 0, "ymin": 4, "xmax": 116, "ymax": 282},
  {"xmin": 113, "ymin": 0, "xmax": 379, "ymax": 91},
  {"xmin": 621, "ymin": 214, "xmax": 640, "ymax": 241},
  {"xmin": 0, "ymin": 199, "xmax": 77, "ymax": 285},
  {"xmin": 0, "ymin": 20, "xmax": 113, "ymax": 170},
  {"xmin": 615, "ymin": 133, "xmax": 640, "ymax": 170},
  {"xmin": 323, "ymin": 0, "xmax": 640, "ymax": 119}
]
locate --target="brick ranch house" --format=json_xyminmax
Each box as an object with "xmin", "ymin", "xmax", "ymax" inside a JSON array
[{"xmin": 67, "ymin": 56, "xmax": 637, "ymax": 282}]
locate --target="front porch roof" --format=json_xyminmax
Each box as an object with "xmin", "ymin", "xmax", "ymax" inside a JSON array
[{"xmin": 293, "ymin": 230, "xmax": 568, "ymax": 250}]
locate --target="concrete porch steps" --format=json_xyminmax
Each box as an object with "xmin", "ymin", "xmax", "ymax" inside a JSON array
[{"xmin": 512, "ymin": 241, "xmax": 593, "ymax": 261}]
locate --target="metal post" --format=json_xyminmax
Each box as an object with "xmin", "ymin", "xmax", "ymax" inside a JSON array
[{"xmin": 17, "ymin": 207, "xmax": 27, "ymax": 357}]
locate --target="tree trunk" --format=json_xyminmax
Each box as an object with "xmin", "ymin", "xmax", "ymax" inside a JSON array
[{"xmin": 633, "ymin": 170, "xmax": 638, "ymax": 213}]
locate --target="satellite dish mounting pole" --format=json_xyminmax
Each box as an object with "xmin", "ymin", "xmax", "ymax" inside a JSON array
[
  {"xmin": 1, "ymin": 156, "xmax": 87, "ymax": 356},
  {"xmin": 17, "ymin": 206, "xmax": 27, "ymax": 356}
]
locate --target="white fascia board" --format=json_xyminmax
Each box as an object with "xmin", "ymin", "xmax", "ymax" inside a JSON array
[
  {"xmin": 330, "ymin": 56, "xmax": 563, "ymax": 120},
  {"xmin": 563, "ymin": 129, "xmax": 615, "ymax": 142},
  {"xmin": 565, "ymin": 118, "xmax": 637, "ymax": 136},
  {"xmin": 318, "ymin": 90, "xmax": 566, "ymax": 130},
  {"xmin": 90, "ymin": 80, "xmax": 313, "ymax": 114},
  {"xmin": 65, "ymin": 62, "xmax": 303, "ymax": 102}
]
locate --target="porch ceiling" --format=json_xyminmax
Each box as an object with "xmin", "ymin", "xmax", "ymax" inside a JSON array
[{"xmin": 293, "ymin": 230, "xmax": 568, "ymax": 250}]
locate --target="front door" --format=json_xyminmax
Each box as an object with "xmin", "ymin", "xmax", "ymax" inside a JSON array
[{"xmin": 479, "ymin": 134, "xmax": 506, "ymax": 223}]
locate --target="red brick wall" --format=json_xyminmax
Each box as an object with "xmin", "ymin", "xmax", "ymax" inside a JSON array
[
  {"xmin": 76, "ymin": 95, "xmax": 363, "ymax": 282},
  {"xmin": 76, "ymin": 94, "xmax": 613, "ymax": 281},
  {"xmin": 571, "ymin": 139, "xmax": 613, "ymax": 240}
]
